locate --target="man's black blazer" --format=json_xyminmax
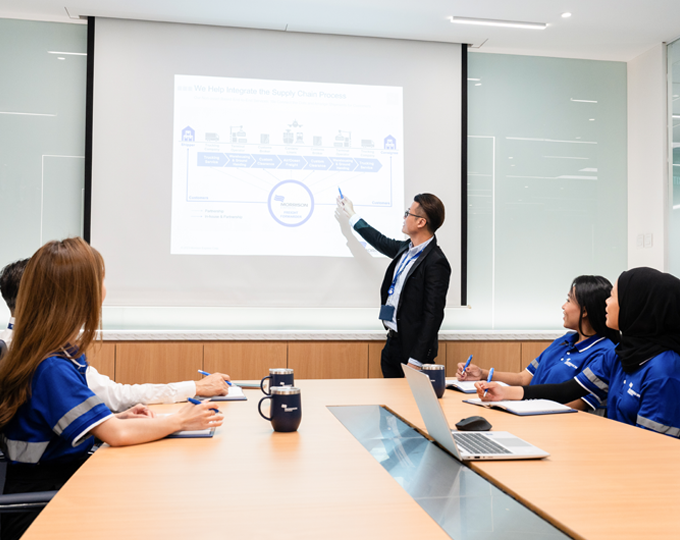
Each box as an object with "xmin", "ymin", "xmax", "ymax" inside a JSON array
[{"xmin": 354, "ymin": 218, "xmax": 451, "ymax": 364}]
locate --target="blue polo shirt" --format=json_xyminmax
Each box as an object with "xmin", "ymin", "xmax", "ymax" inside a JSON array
[
  {"xmin": 527, "ymin": 332, "xmax": 615, "ymax": 386},
  {"xmin": 0, "ymin": 351, "xmax": 113, "ymax": 465},
  {"xmin": 576, "ymin": 349, "xmax": 680, "ymax": 437}
]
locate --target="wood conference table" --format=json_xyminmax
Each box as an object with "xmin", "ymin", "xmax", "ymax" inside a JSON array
[{"xmin": 22, "ymin": 379, "xmax": 680, "ymax": 540}]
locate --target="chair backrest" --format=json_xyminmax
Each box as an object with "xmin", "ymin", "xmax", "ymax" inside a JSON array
[{"xmin": 0, "ymin": 491, "xmax": 57, "ymax": 514}]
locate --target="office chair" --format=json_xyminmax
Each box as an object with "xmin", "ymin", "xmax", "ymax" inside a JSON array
[
  {"xmin": 0, "ymin": 491, "xmax": 57, "ymax": 514},
  {"xmin": 0, "ymin": 452, "xmax": 56, "ymax": 515}
]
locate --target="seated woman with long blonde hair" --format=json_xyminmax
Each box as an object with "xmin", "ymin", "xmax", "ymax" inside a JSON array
[{"xmin": 0, "ymin": 238, "xmax": 223, "ymax": 540}]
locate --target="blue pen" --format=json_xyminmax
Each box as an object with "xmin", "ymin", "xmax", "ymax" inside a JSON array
[
  {"xmin": 198, "ymin": 369, "xmax": 232, "ymax": 386},
  {"xmin": 187, "ymin": 396, "xmax": 220, "ymax": 413},
  {"xmin": 338, "ymin": 186, "xmax": 344, "ymax": 199},
  {"xmin": 462, "ymin": 354, "xmax": 473, "ymax": 377},
  {"xmin": 483, "ymin": 368, "xmax": 494, "ymax": 398}
]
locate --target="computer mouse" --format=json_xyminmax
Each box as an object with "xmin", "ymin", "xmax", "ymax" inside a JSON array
[{"xmin": 455, "ymin": 415, "xmax": 492, "ymax": 432}]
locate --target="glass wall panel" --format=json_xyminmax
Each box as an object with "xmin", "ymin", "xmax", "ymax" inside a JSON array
[
  {"xmin": 452, "ymin": 52, "xmax": 628, "ymax": 329},
  {"xmin": 668, "ymin": 39, "xmax": 680, "ymax": 278},
  {"xmin": 0, "ymin": 18, "xmax": 86, "ymax": 325}
]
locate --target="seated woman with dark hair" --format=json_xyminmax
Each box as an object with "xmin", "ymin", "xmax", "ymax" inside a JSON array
[
  {"xmin": 476, "ymin": 267, "xmax": 680, "ymax": 437},
  {"xmin": 458, "ymin": 275, "xmax": 619, "ymax": 410},
  {"xmin": 0, "ymin": 238, "xmax": 224, "ymax": 540}
]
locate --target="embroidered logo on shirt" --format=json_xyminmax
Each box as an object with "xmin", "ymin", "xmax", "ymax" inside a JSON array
[{"xmin": 626, "ymin": 381, "xmax": 641, "ymax": 399}]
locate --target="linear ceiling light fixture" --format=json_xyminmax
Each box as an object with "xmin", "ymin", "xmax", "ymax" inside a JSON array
[
  {"xmin": 0, "ymin": 111, "xmax": 56, "ymax": 117},
  {"xmin": 449, "ymin": 16, "xmax": 547, "ymax": 30},
  {"xmin": 47, "ymin": 51, "xmax": 87, "ymax": 56}
]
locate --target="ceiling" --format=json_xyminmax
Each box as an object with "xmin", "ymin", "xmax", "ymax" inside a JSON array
[{"xmin": 3, "ymin": 0, "xmax": 680, "ymax": 62}]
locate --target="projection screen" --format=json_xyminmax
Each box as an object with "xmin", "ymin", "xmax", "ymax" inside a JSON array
[{"xmin": 90, "ymin": 18, "xmax": 463, "ymax": 326}]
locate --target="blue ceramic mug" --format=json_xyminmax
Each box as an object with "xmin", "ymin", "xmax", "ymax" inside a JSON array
[
  {"xmin": 422, "ymin": 364, "xmax": 446, "ymax": 398},
  {"xmin": 261, "ymin": 368, "xmax": 294, "ymax": 395},
  {"xmin": 258, "ymin": 386, "xmax": 302, "ymax": 432}
]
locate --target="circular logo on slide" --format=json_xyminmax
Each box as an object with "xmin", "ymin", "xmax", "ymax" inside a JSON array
[{"xmin": 268, "ymin": 180, "xmax": 314, "ymax": 227}]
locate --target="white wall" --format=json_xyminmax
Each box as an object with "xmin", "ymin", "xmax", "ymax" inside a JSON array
[{"xmin": 627, "ymin": 43, "xmax": 668, "ymax": 270}]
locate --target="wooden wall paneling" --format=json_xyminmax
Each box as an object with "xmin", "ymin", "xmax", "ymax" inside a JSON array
[
  {"xmin": 86, "ymin": 342, "xmax": 116, "ymax": 379},
  {"xmin": 520, "ymin": 341, "xmax": 553, "ymax": 370},
  {"xmin": 203, "ymin": 342, "xmax": 288, "ymax": 380},
  {"xmin": 445, "ymin": 341, "xmax": 522, "ymax": 377},
  {"xmin": 115, "ymin": 342, "xmax": 203, "ymax": 385},
  {"xmin": 368, "ymin": 341, "xmax": 446, "ymax": 379},
  {"xmin": 368, "ymin": 342, "xmax": 384, "ymax": 378},
  {"xmin": 436, "ymin": 342, "xmax": 446, "ymax": 368},
  {"xmin": 288, "ymin": 341, "xmax": 368, "ymax": 379}
]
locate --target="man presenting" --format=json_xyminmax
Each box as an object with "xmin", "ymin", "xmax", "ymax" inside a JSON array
[{"xmin": 337, "ymin": 194, "xmax": 451, "ymax": 378}]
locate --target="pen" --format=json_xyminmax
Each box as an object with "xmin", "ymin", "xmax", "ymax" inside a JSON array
[
  {"xmin": 483, "ymin": 368, "xmax": 494, "ymax": 398},
  {"xmin": 338, "ymin": 186, "xmax": 344, "ymax": 199},
  {"xmin": 198, "ymin": 369, "xmax": 233, "ymax": 386},
  {"xmin": 187, "ymin": 396, "xmax": 220, "ymax": 413},
  {"xmin": 462, "ymin": 354, "xmax": 473, "ymax": 376}
]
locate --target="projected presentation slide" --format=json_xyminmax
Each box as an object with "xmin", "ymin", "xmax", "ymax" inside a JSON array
[{"xmin": 170, "ymin": 75, "xmax": 404, "ymax": 257}]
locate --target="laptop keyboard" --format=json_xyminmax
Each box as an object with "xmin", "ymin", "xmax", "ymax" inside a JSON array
[{"xmin": 452, "ymin": 432, "xmax": 512, "ymax": 455}]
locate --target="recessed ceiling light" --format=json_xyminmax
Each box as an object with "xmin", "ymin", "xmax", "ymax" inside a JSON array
[
  {"xmin": 561, "ymin": 12, "xmax": 572, "ymax": 18},
  {"xmin": 589, "ymin": 118, "xmax": 595, "ymax": 121},
  {"xmin": 449, "ymin": 16, "xmax": 547, "ymax": 30},
  {"xmin": 475, "ymin": 83, "xmax": 482, "ymax": 86},
  {"xmin": 467, "ymin": 78, "xmax": 481, "ymax": 81},
  {"xmin": 57, "ymin": 57, "xmax": 65, "ymax": 60}
]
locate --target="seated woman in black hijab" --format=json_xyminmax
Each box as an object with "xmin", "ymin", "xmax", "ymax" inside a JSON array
[{"xmin": 476, "ymin": 267, "xmax": 680, "ymax": 437}]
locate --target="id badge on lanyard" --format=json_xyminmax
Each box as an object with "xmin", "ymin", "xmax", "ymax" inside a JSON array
[{"xmin": 379, "ymin": 249, "xmax": 422, "ymax": 321}]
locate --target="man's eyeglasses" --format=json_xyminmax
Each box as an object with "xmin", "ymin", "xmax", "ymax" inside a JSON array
[{"xmin": 404, "ymin": 210, "xmax": 427, "ymax": 222}]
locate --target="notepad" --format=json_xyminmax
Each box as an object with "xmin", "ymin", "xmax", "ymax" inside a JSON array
[
  {"xmin": 446, "ymin": 379, "xmax": 509, "ymax": 394},
  {"xmin": 166, "ymin": 427, "xmax": 215, "ymax": 438},
  {"xmin": 208, "ymin": 384, "xmax": 247, "ymax": 401},
  {"xmin": 463, "ymin": 398, "xmax": 577, "ymax": 416},
  {"xmin": 156, "ymin": 414, "xmax": 217, "ymax": 438}
]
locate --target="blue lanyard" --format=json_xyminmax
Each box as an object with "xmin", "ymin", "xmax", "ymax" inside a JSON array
[
  {"xmin": 7, "ymin": 322, "xmax": 13, "ymax": 330},
  {"xmin": 388, "ymin": 249, "xmax": 424, "ymax": 296}
]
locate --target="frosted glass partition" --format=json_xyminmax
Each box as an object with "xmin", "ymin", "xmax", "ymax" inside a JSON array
[
  {"xmin": 668, "ymin": 40, "xmax": 680, "ymax": 278},
  {"xmin": 448, "ymin": 52, "xmax": 628, "ymax": 330},
  {"xmin": 0, "ymin": 19, "xmax": 87, "ymax": 326}
]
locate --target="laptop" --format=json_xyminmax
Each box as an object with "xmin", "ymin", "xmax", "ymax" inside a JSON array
[{"xmin": 402, "ymin": 365, "xmax": 549, "ymax": 461}]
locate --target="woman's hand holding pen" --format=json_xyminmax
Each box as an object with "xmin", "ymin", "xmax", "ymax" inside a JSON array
[
  {"xmin": 196, "ymin": 372, "xmax": 231, "ymax": 397},
  {"xmin": 177, "ymin": 401, "xmax": 224, "ymax": 431},
  {"xmin": 456, "ymin": 363, "xmax": 484, "ymax": 381},
  {"xmin": 474, "ymin": 382, "xmax": 524, "ymax": 402}
]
